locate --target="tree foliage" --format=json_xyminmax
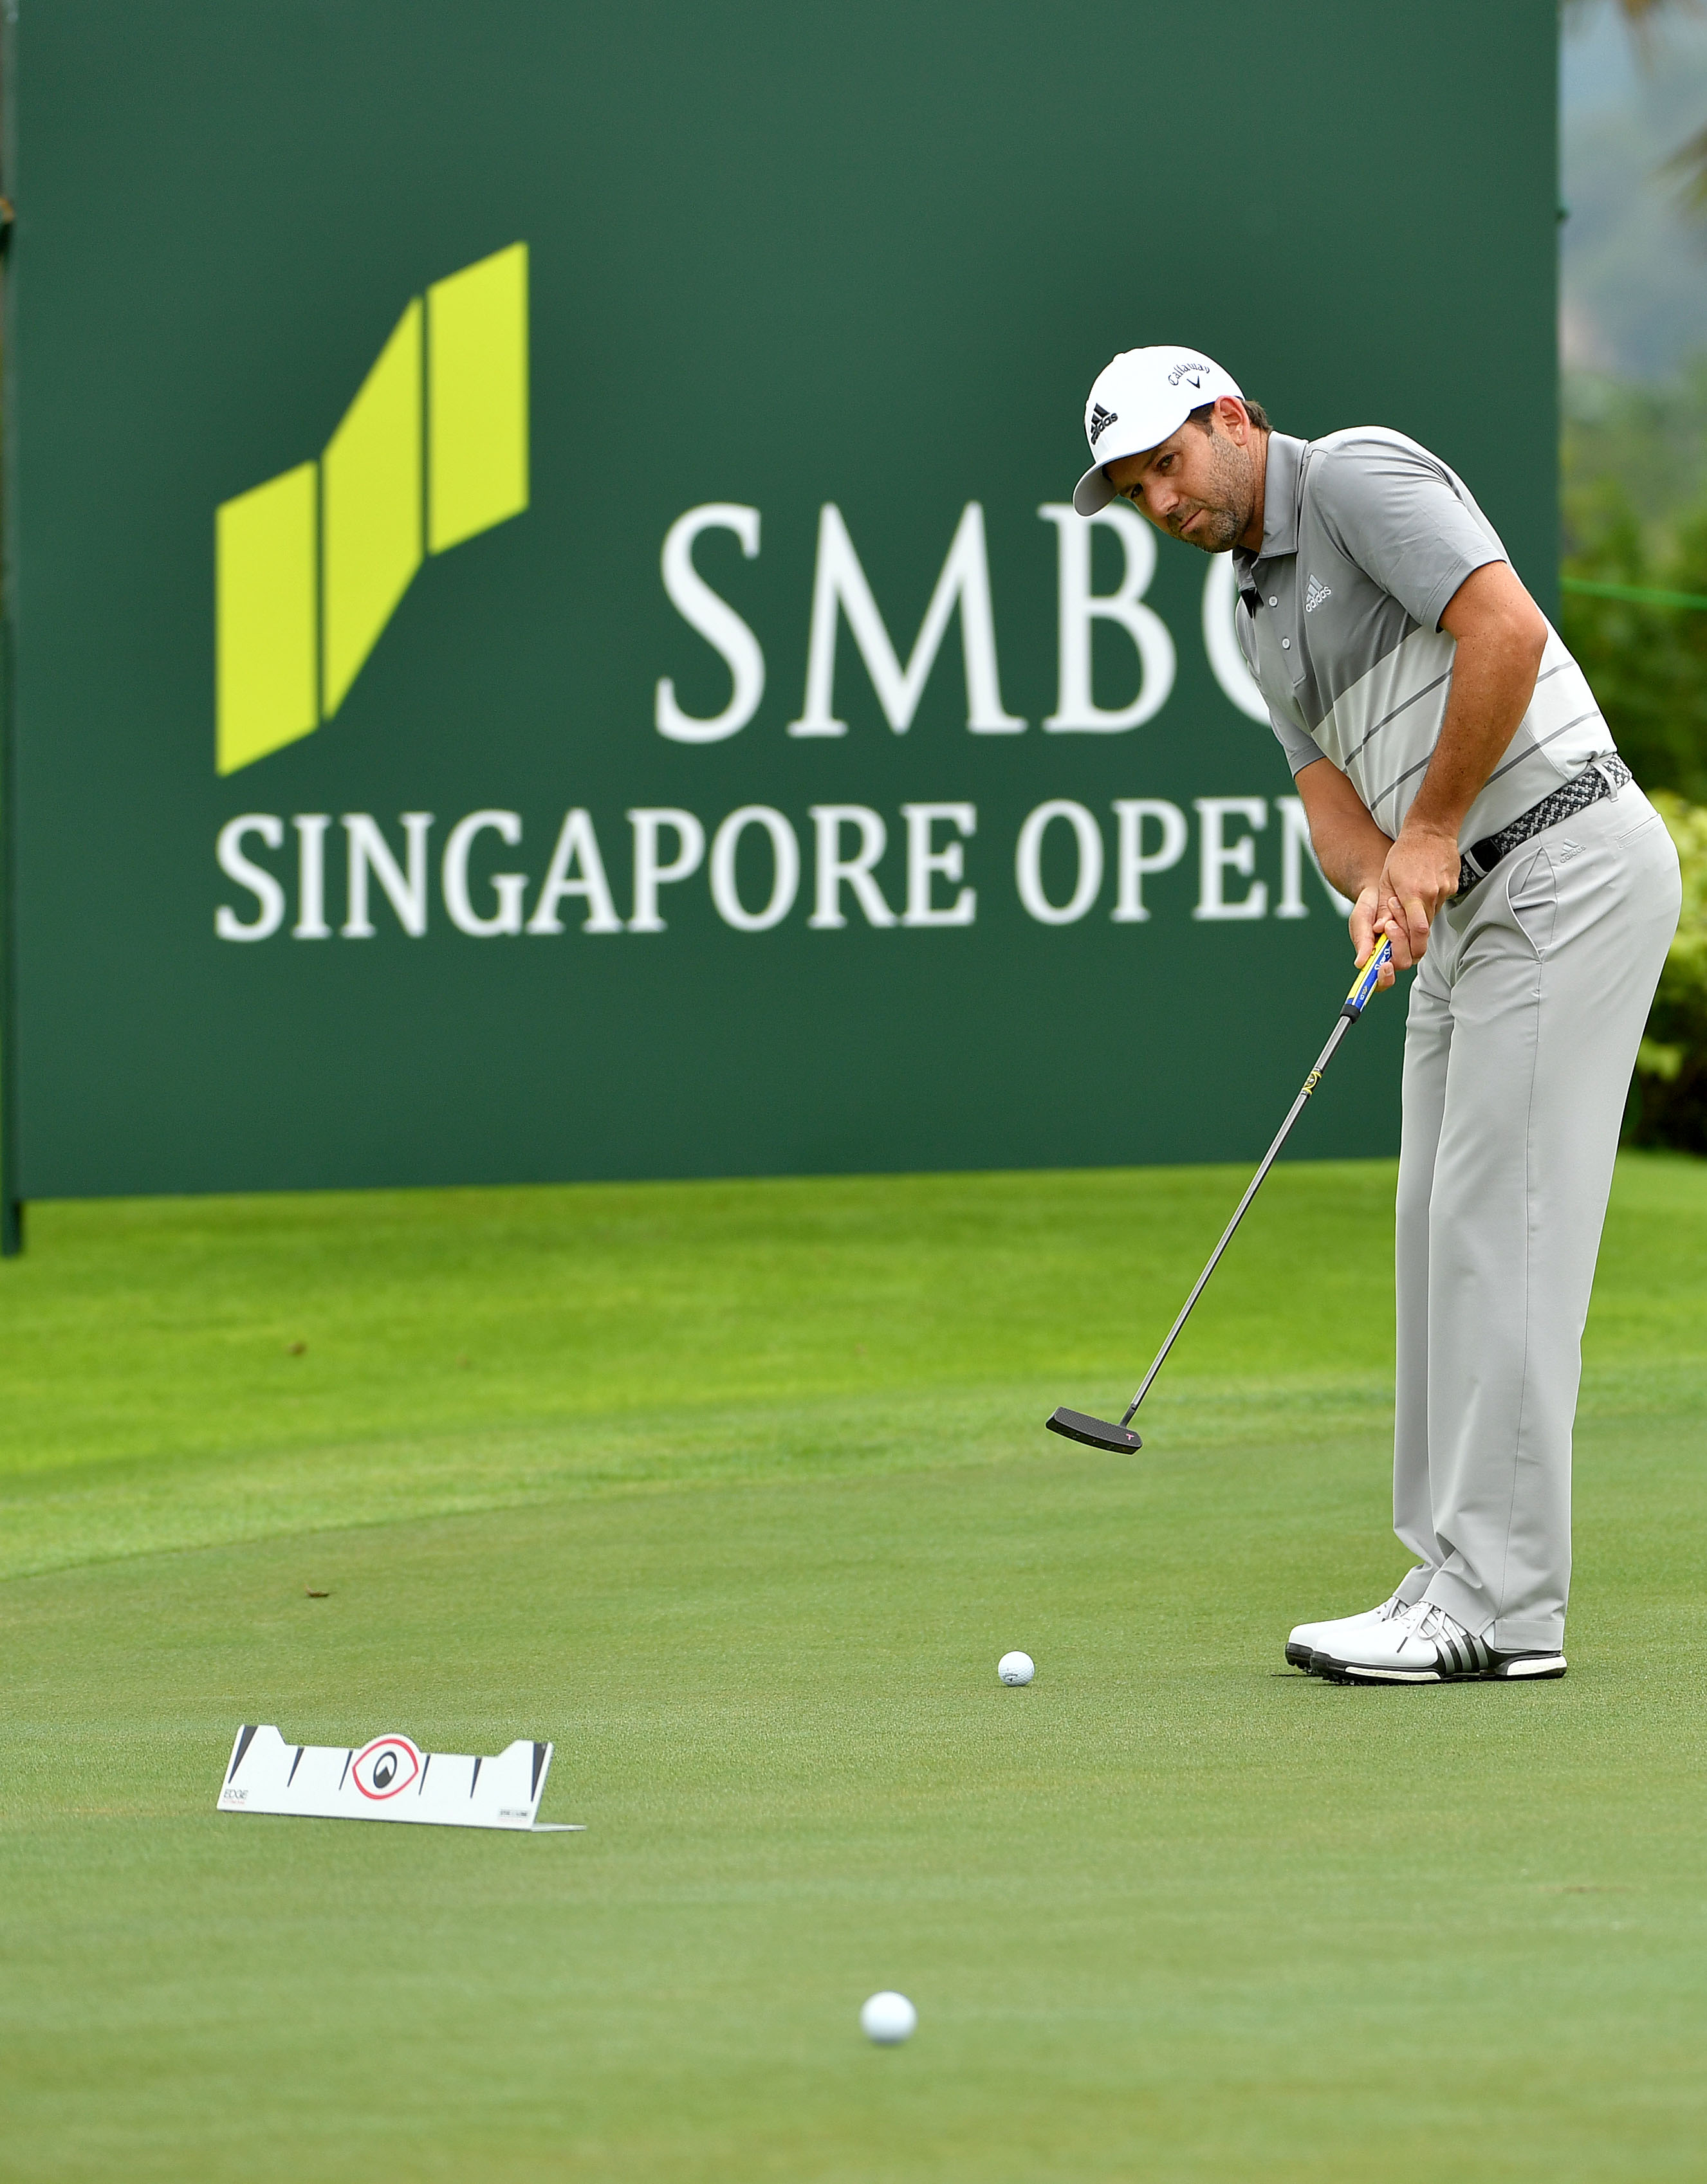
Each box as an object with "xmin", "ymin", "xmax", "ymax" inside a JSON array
[
  {"xmin": 1627, "ymin": 793, "xmax": 1707, "ymax": 1148},
  {"xmin": 1560, "ymin": 360, "xmax": 1707, "ymax": 1146},
  {"xmin": 1560, "ymin": 365, "xmax": 1707, "ymax": 803}
]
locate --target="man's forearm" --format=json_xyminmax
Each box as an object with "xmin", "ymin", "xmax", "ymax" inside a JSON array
[
  {"xmin": 1311, "ymin": 803, "xmax": 1393, "ymax": 904},
  {"xmin": 1407, "ymin": 565, "xmax": 1549, "ymax": 843},
  {"xmin": 1369, "ymin": 564, "xmax": 1549, "ymax": 971},
  {"xmin": 1404, "ymin": 639, "xmax": 1542, "ymax": 841},
  {"xmin": 1293, "ymin": 755, "xmax": 1394, "ymax": 902}
]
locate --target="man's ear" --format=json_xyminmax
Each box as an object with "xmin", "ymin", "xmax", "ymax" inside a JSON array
[{"xmin": 1218, "ymin": 396, "xmax": 1251, "ymax": 443}]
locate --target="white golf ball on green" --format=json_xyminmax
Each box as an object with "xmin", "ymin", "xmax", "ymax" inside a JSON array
[
  {"xmin": 998, "ymin": 1650, "xmax": 1035, "ymax": 1685},
  {"xmin": 860, "ymin": 1990, "xmax": 917, "ymax": 2044}
]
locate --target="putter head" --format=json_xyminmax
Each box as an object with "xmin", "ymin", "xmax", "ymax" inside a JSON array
[{"xmin": 1046, "ymin": 1406, "xmax": 1142, "ymax": 1454}]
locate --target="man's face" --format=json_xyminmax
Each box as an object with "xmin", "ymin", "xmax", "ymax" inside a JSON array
[{"xmin": 1103, "ymin": 400, "xmax": 1261, "ymax": 553}]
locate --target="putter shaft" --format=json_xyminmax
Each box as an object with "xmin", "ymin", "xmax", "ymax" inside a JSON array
[{"xmin": 1118, "ymin": 937, "xmax": 1392, "ymax": 1429}]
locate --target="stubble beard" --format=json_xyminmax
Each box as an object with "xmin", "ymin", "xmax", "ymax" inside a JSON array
[{"xmin": 1172, "ymin": 434, "xmax": 1255, "ymax": 555}]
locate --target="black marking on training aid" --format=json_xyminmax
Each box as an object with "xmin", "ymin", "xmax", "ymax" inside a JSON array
[
  {"xmin": 1045, "ymin": 1407, "xmax": 1142, "ymax": 1454},
  {"xmin": 531, "ymin": 1743, "xmax": 548, "ymax": 1799},
  {"xmin": 469, "ymin": 1756, "xmax": 482, "ymax": 1797},
  {"xmin": 228, "ymin": 1725, "xmax": 258, "ymax": 1783},
  {"xmin": 418, "ymin": 1754, "xmax": 431, "ymax": 1794},
  {"xmin": 286, "ymin": 1746, "xmax": 304, "ymax": 1786},
  {"xmin": 338, "ymin": 1750, "xmax": 353, "ymax": 1790}
]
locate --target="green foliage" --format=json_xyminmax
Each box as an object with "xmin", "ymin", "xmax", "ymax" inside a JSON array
[
  {"xmin": 1560, "ymin": 367, "xmax": 1707, "ymax": 802},
  {"xmin": 1562, "ymin": 363, "xmax": 1707, "ymax": 544},
  {"xmin": 1561, "ymin": 369, "xmax": 1707, "ymax": 1149},
  {"xmin": 1627, "ymin": 791, "xmax": 1707, "ymax": 1148}
]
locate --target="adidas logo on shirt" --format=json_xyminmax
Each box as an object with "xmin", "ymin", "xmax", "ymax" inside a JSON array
[{"xmin": 1305, "ymin": 574, "xmax": 1333, "ymax": 614}]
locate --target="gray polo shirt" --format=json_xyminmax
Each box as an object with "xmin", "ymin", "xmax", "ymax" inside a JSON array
[{"xmin": 1233, "ymin": 430, "xmax": 1612, "ymax": 843}]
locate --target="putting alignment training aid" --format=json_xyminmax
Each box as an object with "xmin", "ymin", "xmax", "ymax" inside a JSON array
[
  {"xmin": 217, "ymin": 1725, "xmax": 585, "ymax": 1831},
  {"xmin": 1047, "ymin": 937, "xmax": 1394, "ymax": 1455}
]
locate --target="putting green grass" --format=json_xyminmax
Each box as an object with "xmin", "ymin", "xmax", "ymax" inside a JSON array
[{"xmin": 5, "ymin": 1155, "xmax": 1706, "ymax": 2180}]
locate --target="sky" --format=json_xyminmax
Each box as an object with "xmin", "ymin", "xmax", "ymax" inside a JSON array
[{"xmin": 1561, "ymin": 0, "xmax": 1707, "ymax": 378}]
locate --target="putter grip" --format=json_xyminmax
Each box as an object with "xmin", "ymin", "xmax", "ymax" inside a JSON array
[{"xmin": 1340, "ymin": 935, "xmax": 1392, "ymax": 1019}]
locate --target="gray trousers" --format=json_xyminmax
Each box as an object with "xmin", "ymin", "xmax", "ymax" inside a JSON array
[{"xmin": 1389, "ymin": 782, "xmax": 1681, "ymax": 1651}]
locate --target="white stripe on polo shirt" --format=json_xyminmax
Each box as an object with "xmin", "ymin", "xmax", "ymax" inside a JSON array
[{"xmin": 1314, "ymin": 624, "xmax": 1606, "ymax": 849}]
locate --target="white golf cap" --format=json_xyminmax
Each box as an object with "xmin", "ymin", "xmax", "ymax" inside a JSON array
[{"xmin": 1072, "ymin": 347, "xmax": 1244, "ymax": 516}]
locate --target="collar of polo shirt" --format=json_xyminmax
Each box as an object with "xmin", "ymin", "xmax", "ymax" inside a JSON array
[
  {"xmin": 1233, "ymin": 434, "xmax": 1307, "ymax": 614},
  {"xmin": 1251, "ymin": 434, "xmax": 1304, "ymax": 559},
  {"xmin": 1073, "ymin": 346, "xmax": 1245, "ymax": 516}
]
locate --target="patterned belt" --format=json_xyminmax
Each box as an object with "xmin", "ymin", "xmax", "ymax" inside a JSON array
[{"xmin": 1456, "ymin": 754, "xmax": 1633, "ymax": 899}]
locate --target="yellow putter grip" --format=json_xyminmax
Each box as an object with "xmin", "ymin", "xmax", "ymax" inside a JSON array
[{"xmin": 1342, "ymin": 935, "xmax": 1393, "ymax": 1018}]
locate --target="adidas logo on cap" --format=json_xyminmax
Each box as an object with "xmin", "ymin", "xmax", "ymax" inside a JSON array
[{"xmin": 1073, "ymin": 345, "xmax": 1242, "ymax": 517}]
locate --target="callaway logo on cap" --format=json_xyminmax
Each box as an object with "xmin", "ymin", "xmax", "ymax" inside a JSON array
[{"xmin": 1073, "ymin": 347, "xmax": 1243, "ymax": 515}]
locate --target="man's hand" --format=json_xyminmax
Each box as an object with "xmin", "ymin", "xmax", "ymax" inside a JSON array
[
  {"xmin": 1348, "ymin": 884, "xmax": 1399, "ymax": 990},
  {"xmin": 1372, "ymin": 820, "xmax": 1461, "ymax": 969}
]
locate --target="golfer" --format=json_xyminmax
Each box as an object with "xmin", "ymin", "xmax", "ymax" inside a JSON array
[{"xmin": 1074, "ymin": 348, "xmax": 1681, "ymax": 1683}]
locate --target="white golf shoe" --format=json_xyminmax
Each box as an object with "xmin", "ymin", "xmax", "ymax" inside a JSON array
[
  {"xmin": 1311, "ymin": 1599, "xmax": 1567, "ymax": 1685},
  {"xmin": 1284, "ymin": 1588, "xmax": 1414, "ymax": 1673}
]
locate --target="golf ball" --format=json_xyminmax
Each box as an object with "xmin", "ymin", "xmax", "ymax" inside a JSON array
[
  {"xmin": 860, "ymin": 1990, "xmax": 918, "ymax": 2044},
  {"xmin": 998, "ymin": 1650, "xmax": 1035, "ymax": 1685}
]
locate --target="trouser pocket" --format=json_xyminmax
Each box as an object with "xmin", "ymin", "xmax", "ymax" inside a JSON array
[{"xmin": 1505, "ymin": 843, "xmax": 1557, "ymax": 956}]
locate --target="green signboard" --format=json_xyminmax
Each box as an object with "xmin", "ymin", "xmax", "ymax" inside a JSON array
[{"xmin": 0, "ymin": 0, "xmax": 1558, "ymax": 1243}]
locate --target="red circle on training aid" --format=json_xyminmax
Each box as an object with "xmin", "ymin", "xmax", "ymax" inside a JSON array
[{"xmin": 351, "ymin": 1736, "xmax": 422, "ymax": 1800}]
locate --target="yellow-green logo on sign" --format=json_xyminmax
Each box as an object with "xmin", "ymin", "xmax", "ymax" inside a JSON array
[{"xmin": 214, "ymin": 242, "xmax": 529, "ymax": 775}]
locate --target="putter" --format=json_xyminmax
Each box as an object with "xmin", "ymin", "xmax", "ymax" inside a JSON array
[{"xmin": 1047, "ymin": 935, "xmax": 1394, "ymax": 1454}]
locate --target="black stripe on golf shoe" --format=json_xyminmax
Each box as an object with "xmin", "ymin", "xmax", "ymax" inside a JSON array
[{"xmin": 1439, "ymin": 1631, "xmax": 1491, "ymax": 1677}]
